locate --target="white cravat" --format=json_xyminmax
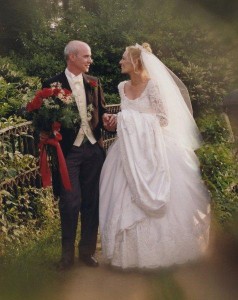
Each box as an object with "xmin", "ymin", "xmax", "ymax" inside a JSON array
[{"xmin": 65, "ymin": 69, "xmax": 96, "ymax": 146}]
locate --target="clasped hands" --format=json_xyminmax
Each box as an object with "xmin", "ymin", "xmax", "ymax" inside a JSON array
[
  {"xmin": 39, "ymin": 113, "xmax": 117, "ymax": 142},
  {"xmin": 102, "ymin": 113, "xmax": 117, "ymax": 131}
]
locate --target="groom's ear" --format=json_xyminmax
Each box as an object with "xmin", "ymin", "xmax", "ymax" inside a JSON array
[{"xmin": 69, "ymin": 53, "xmax": 75, "ymax": 62}]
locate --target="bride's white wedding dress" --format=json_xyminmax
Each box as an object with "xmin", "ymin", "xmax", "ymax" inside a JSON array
[{"xmin": 99, "ymin": 79, "xmax": 210, "ymax": 269}]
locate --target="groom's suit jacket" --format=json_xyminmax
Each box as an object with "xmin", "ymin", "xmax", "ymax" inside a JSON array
[
  {"xmin": 42, "ymin": 72, "xmax": 107, "ymax": 158},
  {"xmin": 42, "ymin": 72, "xmax": 107, "ymax": 196}
]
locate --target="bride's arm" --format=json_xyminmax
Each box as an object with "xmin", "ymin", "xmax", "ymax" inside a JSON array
[{"xmin": 149, "ymin": 81, "xmax": 168, "ymax": 127}]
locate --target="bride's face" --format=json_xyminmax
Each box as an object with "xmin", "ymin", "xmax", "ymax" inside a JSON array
[{"xmin": 119, "ymin": 51, "xmax": 134, "ymax": 74}]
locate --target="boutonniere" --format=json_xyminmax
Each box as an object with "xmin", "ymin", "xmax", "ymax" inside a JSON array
[{"xmin": 88, "ymin": 79, "xmax": 98, "ymax": 90}]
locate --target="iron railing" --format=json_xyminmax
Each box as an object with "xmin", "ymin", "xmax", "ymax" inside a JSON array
[{"xmin": 0, "ymin": 104, "xmax": 120, "ymax": 195}]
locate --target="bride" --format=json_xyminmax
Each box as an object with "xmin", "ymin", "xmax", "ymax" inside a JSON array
[{"xmin": 99, "ymin": 43, "xmax": 210, "ymax": 269}]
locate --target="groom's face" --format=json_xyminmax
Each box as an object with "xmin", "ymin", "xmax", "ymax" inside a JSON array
[{"xmin": 69, "ymin": 45, "xmax": 92, "ymax": 73}]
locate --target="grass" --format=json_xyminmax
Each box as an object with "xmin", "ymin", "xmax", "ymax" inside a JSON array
[
  {"xmin": 151, "ymin": 270, "xmax": 186, "ymax": 300},
  {"xmin": 0, "ymin": 225, "xmax": 64, "ymax": 300},
  {"xmin": 0, "ymin": 224, "xmax": 187, "ymax": 300}
]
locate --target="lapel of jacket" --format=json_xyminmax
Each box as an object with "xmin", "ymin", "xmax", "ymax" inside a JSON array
[
  {"xmin": 83, "ymin": 73, "xmax": 95, "ymax": 106},
  {"xmin": 60, "ymin": 72, "xmax": 72, "ymax": 91}
]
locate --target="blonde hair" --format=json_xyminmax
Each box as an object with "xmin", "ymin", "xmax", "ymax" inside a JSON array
[
  {"xmin": 141, "ymin": 42, "xmax": 152, "ymax": 53},
  {"xmin": 126, "ymin": 42, "xmax": 152, "ymax": 73}
]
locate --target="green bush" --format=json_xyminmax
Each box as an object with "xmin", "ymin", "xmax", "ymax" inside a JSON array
[
  {"xmin": 197, "ymin": 113, "xmax": 231, "ymax": 144},
  {"xmin": 0, "ymin": 151, "xmax": 37, "ymax": 182},
  {"xmin": 0, "ymin": 115, "xmax": 28, "ymax": 130},
  {"xmin": 0, "ymin": 187, "xmax": 57, "ymax": 253},
  {"xmin": 0, "ymin": 57, "xmax": 40, "ymax": 118},
  {"xmin": 104, "ymin": 93, "xmax": 120, "ymax": 105},
  {"xmin": 197, "ymin": 143, "xmax": 238, "ymax": 225},
  {"xmin": 196, "ymin": 109, "xmax": 237, "ymax": 227}
]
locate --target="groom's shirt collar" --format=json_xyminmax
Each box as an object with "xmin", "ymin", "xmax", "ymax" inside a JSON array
[{"xmin": 65, "ymin": 68, "xmax": 83, "ymax": 83}]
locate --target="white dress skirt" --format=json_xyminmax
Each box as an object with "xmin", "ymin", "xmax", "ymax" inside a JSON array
[{"xmin": 99, "ymin": 80, "xmax": 210, "ymax": 269}]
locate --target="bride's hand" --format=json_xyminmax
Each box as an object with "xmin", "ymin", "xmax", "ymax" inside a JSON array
[{"xmin": 103, "ymin": 113, "xmax": 117, "ymax": 131}]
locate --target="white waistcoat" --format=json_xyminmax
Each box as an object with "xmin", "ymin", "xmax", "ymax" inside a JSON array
[{"xmin": 65, "ymin": 69, "xmax": 96, "ymax": 147}]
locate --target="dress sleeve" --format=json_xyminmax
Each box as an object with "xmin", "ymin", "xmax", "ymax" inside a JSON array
[
  {"xmin": 149, "ymin": 81, "xmax": 168, "ymax": 127},
  {"xmin": 117, "ymin": 81, "xmax": 124, "ymax": 99}
]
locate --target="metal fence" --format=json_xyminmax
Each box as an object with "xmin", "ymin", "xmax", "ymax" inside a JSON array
[{"xmin": 0, "ymin": 104, "xmax": 120, "ymax": 195}]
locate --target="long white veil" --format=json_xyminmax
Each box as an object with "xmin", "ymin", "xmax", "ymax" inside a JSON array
[{"xmin": 136, "ymin": 44, "xmax": 202, "ymax": 150}]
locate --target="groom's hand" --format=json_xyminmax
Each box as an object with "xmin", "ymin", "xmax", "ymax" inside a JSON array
[{"xmin": 103, "ymin": 113, "xmax": 117, "ymax": 131}]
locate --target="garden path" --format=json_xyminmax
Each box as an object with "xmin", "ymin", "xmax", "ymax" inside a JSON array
[{"xmin": 56, "ymin": 241, "xmax": 238, "ymax": 300}]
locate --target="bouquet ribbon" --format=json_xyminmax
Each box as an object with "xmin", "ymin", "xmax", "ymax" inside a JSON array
[{"xmin": 39, "ymin": 122, "xmax": 72, "ymax": 191}]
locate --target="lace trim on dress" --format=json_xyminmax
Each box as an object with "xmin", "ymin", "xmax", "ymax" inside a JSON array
[
  {"xmin": 105, "ymin": 217, "xmax": 210, "ymax": 269},
  {"xmin": 148, "ymin": 81, "xmax": 168, "ymax": 127}
]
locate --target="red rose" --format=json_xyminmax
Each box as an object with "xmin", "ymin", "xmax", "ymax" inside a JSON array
[
  {"xmin": 26, "ymin": 102, "xmax": 34, "ymax": 112},
  {"xmin": 88, "ymin": 80, "xmax": 97, "ymax": 88},
  {"xmin": 53, "ymin": 88, "xmax": 61, "ymax": 96},
  {"xmin": 40, "ymin": 88, "xmax": 54, "ymax": 98},
  {"xmin": 26, "ymin": 96, "xmax": 43, "ymax": 111},
  {"xmin": 63, "ymin": 89, "xmax": 72, "ymax": 96}
]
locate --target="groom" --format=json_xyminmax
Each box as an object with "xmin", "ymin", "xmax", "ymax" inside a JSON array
[{"xmin": 42, "ymin": 40, "xmax": 113, "ymax": 270}]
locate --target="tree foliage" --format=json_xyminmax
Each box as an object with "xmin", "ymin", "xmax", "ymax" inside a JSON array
[
  {"xmin": 0, "ymin": 0, "xmax": 37, "ymax": 54},
  {"xmin": 189, "ymin": 0, "xmax": 238, "ymax": 20},
  {"xmin": 6, "ymin": 0, "xmax": 232, "ymax": 102}
]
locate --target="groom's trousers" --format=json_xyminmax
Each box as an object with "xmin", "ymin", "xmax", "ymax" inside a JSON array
[{"xmin": 59, "ymin": 141, "xmax": 105, "ymax": 262}]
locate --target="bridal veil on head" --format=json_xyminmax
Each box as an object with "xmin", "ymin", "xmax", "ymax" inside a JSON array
[{"xmin": 135, "ymin": 43, "xmax": 202, "ymax": 150}]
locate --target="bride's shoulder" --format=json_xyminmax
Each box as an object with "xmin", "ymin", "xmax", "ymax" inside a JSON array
[
  {"xmin": 147, "ymin": 78, "xmax": 158, "ymax": 88},
  {"xmin": 118, "ymin": 80, "xmax": 127, "ymax": 87},
  {"xmin": 118, "ymin": 80, "xmax": 127, "ymax": 91},
  {"xmin": 147, "ymin": 79, "xmax": 160, "ymax": 91},
  {"xmin": 147, "ymin": 79, "xmax": 161, "ymax": 99}
]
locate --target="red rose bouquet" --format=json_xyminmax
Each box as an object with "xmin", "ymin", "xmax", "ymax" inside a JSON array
[
  {"xmin": 26, "ymin": 82, "xmax": 81, "ymax": 191},
  {"xmin": 26, "ymin": 82, "xmax": 80, "ymax": 134},
  {"xmin": 27, "ymin": 82, "xmax": 95, "ymax": 191}
]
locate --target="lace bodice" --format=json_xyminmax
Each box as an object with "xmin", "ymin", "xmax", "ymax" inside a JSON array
[{"xmin": 118, "ymin": 80, "xmax": 168, "ymax": 127}]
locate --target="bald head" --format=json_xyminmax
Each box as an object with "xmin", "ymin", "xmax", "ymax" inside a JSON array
[
  {"xmin": 64, "ymin": 40, "xmax": 92, "ymax": 75},
  {"xmin": 64, "ymin": 40, "xmax": 90, "ymax": 61}
]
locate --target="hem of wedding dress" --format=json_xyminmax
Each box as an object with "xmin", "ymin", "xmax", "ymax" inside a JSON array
[
  {"xmin": 108, "ymin": 246, "xmax": 208, "ymax": 270},
  {"xmin": 109, "ymin": 255, "xmax": 204, "ymax": 270},
  {"xmin": 101, "ymin": 215, "xmax": 210, "ymax": 270}
]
